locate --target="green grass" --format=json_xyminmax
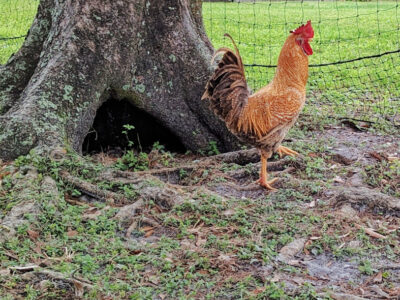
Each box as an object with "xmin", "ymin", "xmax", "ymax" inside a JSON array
[
  {"xmin": 1, "ymin": 146, "xmax": 399, "ymax": 298},
  {"xmin": 0, "ymin": 0, "xmax": 39, "ymax": 62},
  {"xmin": 0, "ymin": 1, "xmax": 399, "ymax": 127}
]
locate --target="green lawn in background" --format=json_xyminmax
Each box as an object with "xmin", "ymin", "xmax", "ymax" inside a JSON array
[
  {"xmin": 0, "ymin": 0, "xmax": 39, "ymax": 63},
  {"xmin": 0, "ymin": 1, "xmax": 399, "ymax": 125}
]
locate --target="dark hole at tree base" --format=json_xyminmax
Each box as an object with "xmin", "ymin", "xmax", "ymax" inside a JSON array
[{"xmin": 82, "ymin": 98, "xmax": 186, "ymax": 155}]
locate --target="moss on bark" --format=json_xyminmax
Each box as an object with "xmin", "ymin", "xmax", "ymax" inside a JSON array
[{"xmin": 0, "ymin": 0, "xmax": 240, "ymax": 161}]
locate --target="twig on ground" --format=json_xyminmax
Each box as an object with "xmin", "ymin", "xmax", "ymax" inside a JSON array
[{"xmin": 355, "ymin": 224, "xmax": 387, "ymax": 239}]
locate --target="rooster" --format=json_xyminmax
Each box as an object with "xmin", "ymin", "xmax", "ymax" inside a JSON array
[{"xmin": 202, "ymin": 21, "xmax": 314, "ymax": 190}]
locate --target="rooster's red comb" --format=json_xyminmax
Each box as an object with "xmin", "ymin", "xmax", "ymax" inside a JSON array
[{"xmin": 290, "ymin": 20, "xmax": 314, "ymax": 38}]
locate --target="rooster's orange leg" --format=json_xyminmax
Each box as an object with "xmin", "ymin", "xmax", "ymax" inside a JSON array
[
  {"xmin": 277, "ymin": 145, "xmax": 299, "ymax": 158},
  {"xmin": 258, "ymin": 152, "xmax": 278, "ymax": 191}
]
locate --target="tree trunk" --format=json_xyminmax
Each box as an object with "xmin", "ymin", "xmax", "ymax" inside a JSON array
[{"xmin": 0, "ymin": 0, "xmax": 240, "ymax": 161}]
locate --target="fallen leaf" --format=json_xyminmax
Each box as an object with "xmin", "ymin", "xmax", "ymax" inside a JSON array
[
  {"xmin": 128, "ymin": 249, "xmax": 143, "ymax": 255},
  {"xmin": 373, "ymin": 272, "xmax": 383, "ymax": 283},
  {"xmin": 369, "ymin": 151, "xmax": 386, "ymax": 162},
  {"xmin": 144, "ymin": 230, "xmax": 154, "ymax": 237},
  {"xmin": 27, "ymin": 230, "xmax": 39, "ymax": 240},
  {"xmin": 153, "ymin": 205, "xmax": 163, "ymax": 213},
  {"xmin": 304, "ymin": 240, "xmax": 312, "ymax": 255},
  {"xmin": 251, "ymin": 287, "xmax": 266, "ymax": 296},
  {"xmin": 73, "ymin": 280, "xmax": 84, "ymax": 297},
  {"xmin": 67, "ymin": 230, "xmax": 78, "ymax": 237},
  {"xmin": 141, "ymin": 226, "xmax": 154, "ymax": 232},
  {"xmin": 386, "ymin": 225, "xmax": 398, "ymax": 233},
  {"xmin": 0, "ymin": 171, "xmax": 10, "ymax": 180}
]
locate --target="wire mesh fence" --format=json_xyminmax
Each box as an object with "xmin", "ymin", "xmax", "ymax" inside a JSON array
[
  {"xmin": 203, "ymin": 0, "xmax": 400, "ymax": 128},
  {"xmin": 0, "ymin": 0, "xmax": 399, "ymax": 128},
  {"xmin": 0, "ymin": 0, "xmax": 39, "ymax": 62}
]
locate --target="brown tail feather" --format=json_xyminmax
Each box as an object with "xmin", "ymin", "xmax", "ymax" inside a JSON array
[{"xmin": 202, "ymin": 34, "xmax": 249, "ymax": 134}]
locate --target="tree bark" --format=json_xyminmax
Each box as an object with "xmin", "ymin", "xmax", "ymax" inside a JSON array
[{"xmin": 0, "ymin": 0, "xmax": 240, "ymax": 161}]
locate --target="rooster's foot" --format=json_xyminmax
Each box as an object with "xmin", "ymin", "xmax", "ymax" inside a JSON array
[
  {"xmin": 277, "ymin": 146, "xmax": 299, "ymax": 158},
  {"xmin": 258, "ymin": 177, "xmax": 278, "ymax": 191}
]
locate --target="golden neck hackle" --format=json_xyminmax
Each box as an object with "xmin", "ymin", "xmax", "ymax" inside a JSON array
[{"xmin": 272, "ymin": 34, "xmax": 309, "ymax": 91}]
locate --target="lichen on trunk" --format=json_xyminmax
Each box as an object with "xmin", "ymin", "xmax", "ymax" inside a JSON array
[{"xmin": 0, "ymin": 0, "xmax": 240, "ymax": 161}]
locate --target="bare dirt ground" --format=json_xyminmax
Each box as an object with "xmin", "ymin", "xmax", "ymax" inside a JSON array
[{"xmin": 0, "ymin": 125, "xmax": 399, "ymax": 299}]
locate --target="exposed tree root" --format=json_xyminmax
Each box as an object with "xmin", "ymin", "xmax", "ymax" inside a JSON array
[
  {"xmin": 57, "ymin": 149, "xmax": 304, "ymax": 234},
  {"xmin": 109, "ymin": 149, "xmax": 297, "ymax": 187},
  {"xmin": 113, "ymin": 199, "xmax": 145, "ymax": 221},
  {"xmin": 61, "ymin": 169, "xmax": 180, "ymax": 234},
  {"xmin": 60, "ymin": 171, "xmax": 129, "ymax": 205},
  {"xmin": 208, "ymin": 148, "xmax": 260, "ymax": 164},
  {"xmin": 111, "ymin": 148, "xmax": 262, "ymax": 179},
  {"xmin": 33, "ymin": 269, "xmax": 93, "ymax": 296},
  {"xmin": 91, "ymin": 150, "xmax": 302, "ymax": 204},
  {"xmin": 332, "ymin": 186, "xmax": 400, "ymax": 216},
  {"xmin": 115, "ymin": 165, "xmax": 199, "ymax": 177}
]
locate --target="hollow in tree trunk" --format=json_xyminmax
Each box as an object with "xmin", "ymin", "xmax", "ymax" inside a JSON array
[{"xmin": 0, "ymin": 0, "xmax": 241, "ymax": 161}]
